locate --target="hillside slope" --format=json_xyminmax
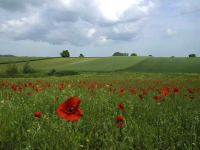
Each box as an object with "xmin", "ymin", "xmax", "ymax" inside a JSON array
[
  {"xmin": 0, "ymin": 57, "xmax": 52, "ymax": 64},
  {"xmin": 123, "ymin": 57, "xmax": 200, "ymax": 73},
  {"xmin": 0, "ymin": 57, "xmax": 149, "ymax": 72}
]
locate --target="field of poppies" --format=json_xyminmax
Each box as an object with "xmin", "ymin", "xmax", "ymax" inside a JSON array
[{"xmin": 0, "ymin": 73, "xmax": 200, "ymax": 150}]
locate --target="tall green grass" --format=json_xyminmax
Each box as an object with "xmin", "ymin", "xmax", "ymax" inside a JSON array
[{"xmin": 0, "ymin": 73, "xmax": 200, "ymax": 149}]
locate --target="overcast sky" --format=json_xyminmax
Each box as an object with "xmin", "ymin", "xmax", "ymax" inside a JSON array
[{"xmin": 0, "ymin": 0, "xmax": 199, "ymax": 57}]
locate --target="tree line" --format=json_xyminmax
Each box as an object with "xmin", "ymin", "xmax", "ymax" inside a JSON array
[{"xmin": 60, "ymin": 50, "xmax": 197, "ymax": 57}]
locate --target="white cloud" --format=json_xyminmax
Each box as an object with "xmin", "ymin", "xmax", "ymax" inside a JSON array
[
  {"xmin": 100, "ymin": 36, "xmax": 107, "ymax": 43},
  {"xmin": 96, "ymin": 0, "xmax": 144, "ymax": 21},
  {"xmin": 87, "ymin": 28, "xmax": 96, "ymax": 37},
  {"xmin": 166, "ymin": 28, "xmax": 178, "ymax": 37},
  {"xmin": 0, "ymin": 0, "xmax": 157, "ymax": 46}
]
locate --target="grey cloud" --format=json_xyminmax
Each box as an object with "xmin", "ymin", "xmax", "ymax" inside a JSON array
[
  {"xmin": 0, "ymin": 0, "xmax": 157, "ymax": 46},
  {"xmin": 0, "ymin": 0, "xmax": 46, "ymax": 11}
]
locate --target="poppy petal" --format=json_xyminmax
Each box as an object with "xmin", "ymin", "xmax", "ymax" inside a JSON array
[
  {"xmin": 65, "ymin": 114, "xmax": 79, "ymax": 121},
  {"xmin": 62, "ymin": 98, "xmax": 77, "ymax": 109},
  {"xmin": 57, "ymin": 105, "xmax": 68, "ymax": 118},
  {"xmin": 77, "ymin": 108, "xmax": 83, "ymax": 116}
]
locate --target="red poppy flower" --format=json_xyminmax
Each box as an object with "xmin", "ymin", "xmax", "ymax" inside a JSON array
[
  {"xmin": 27, "ymin": 92, "xmax": 31, "ymax": 96},
  {"xmin": 34, "ymin": 112, "xmax": 42, "ymax": 118},
  {"xmin": 143, "ymin": 91, "xmax": 147, "ymax": 95},
  {"xmin": 153, "ymin": 96, "xmax": 159, "ymax": 100},
  {"xmin": 129, "ymin": 89, "xmax": 137, "ymax": 94},
  {"xmin": 190, "ymin": 95, "xmax": 195, "ymax": 99},
  {"xmin": 188, "ymin": 89, "xmax": 195, "ymax": 94},
  {"xmin": 158, "ymin": 96, "xmax": 165, "ymax": 101},
  {"xmin": 74, "ymin": 96, "xmax": 79, "ymax": 100},
  {"xmin": 60, "ymin": 83, "xmax": 64, "ymax": 88},
  {"xmin": 116, "ymin": 116, "xmax": 125, "ymax": 127},
  {"xmin": 90, "ymin": 84, "xmax": 95, "ymax": 88},
  {"xmin": 117, "ymin": 103, "xmax": 125, "ymax": 111},
  {"xmin": 138, "ymin": 94, "xmax": 143, "ymax": 100},
  {"xmin": 56, "ymin": 97, "xmax": 59, "ymax": 102},
  {"xmin": 35, "ymin": 88, "xmax": 39, "ymax": 93},
  {"xmin": 29, "ymin": 82, "xmax": 33, "ymax": 87},
  {"xmin": 57, "ymin": 97, "xmax": 83, "ymax": 121},
  {"xmin": 162, "ymin": 89, "xmax": 169, "ymax": 96},
  {"xmin": 174, "ymin": 88, "xmax": 179, "ymax": 94},
  {"xmin": 120, "ymin": 89, "xmax": 125, "ymax": 95}
]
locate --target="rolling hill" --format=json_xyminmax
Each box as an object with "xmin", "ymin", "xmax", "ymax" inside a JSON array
[
  {"xmin": 0, "ymin": 56, "xmax": 200, "ymax": 73},
  {"xmin": 0, "ymin": 56, "xmax": 149, "ymax": 72},
  {"xmin": 0, "ymin": 57, "xmax": 52, "ymax": 64},
  {"xmin": 123, "ymin": 57, "xmax": 200, "ymax": 73}
]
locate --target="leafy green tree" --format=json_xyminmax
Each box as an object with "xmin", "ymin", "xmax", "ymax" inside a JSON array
[
  {"xmin": 23, "ymin": 61, "xmax": 31, "ymax": 74},
  {"xmin": 113, "ymin": 52, "xmax": 123, "ymax": 56},
  {"xmin": 149, "ymin": 55, "xmax": 152, "ymax": 57},
  {"xmin": 112, "ymin": 52, "xmax": 129, "ymax": 56},
  {"xmin": 131, "ymin": 53, "xmax": 137, "ymax": 56},
  {"xmin": 60, "ymin": 50, "xmax": 70, "ymax": 57},
  {"xmin": 79, "ymin": 53, "xmax": 84, "ymax": 57},
  {"xmin": 189, "ymin": 54, "xmax": 196, "ymax": 57}
]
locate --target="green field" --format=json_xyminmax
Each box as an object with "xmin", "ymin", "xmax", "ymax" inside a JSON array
[
  {"xmin": 0, "ymin": 56, "xmax": 200, "ymax": 73},
  {"xmin": 0, "ymin": 57, "xmax": 52, "ymax": 64},
  {"xmin": 123, "ymin": 57, "xmax": 200, "ymax": 73},
  {"xmin": 0, "ymin": 56, "xmax": 149, "ymax": 72}
]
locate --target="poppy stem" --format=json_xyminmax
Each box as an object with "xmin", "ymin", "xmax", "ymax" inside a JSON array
[
  {"xmin": 119, "ymin": 127, "xmax": 123, "ymax": 142},
  {"xmin": 72, "ymin": 122, "xmax": 75, "ymax": 133}
]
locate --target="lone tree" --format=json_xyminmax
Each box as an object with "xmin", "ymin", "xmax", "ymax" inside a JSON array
[
  {"xmin": 60, "ymin": 50, "xmax": 70, "ymax": 57},
  {"xmin": 189, "ymin": 54, "xmax": 196, "ymax": 57},
  {"xmin": 79, "ymin": 53, "xmax": 84, "ymax": 57},
  {"xmin": 131, "ymin": 53, "xmax": 137, "ymax": 56}
]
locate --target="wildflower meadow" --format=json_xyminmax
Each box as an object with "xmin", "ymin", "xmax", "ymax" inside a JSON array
[{"xmin": 0, "ymin": 73, "xmax": 200, "ymax": 149}]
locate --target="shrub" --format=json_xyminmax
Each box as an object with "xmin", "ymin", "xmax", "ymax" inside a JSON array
[
  {"xmin": 12, "ymin": 63, "xmax": 18, "ymax": 74},
  {"xmin": 6, "ymin": 63, "xmax": 19, "ymax": 74},
  {"xmin": 49, "ymin": 68, "xmax": 56, "ymax": 75},
  {"xmin": 60, "ymin": 50, "xmax": 70, "ymax": 57},
  {"xmin": 23, "ymin": 61, "xmax": 37, "ymax": 74},
  {"xmin": 149, "ymin": 55, "xmax": 152, "ymax": 57},
  {"xmin": 23, "ymin": 61, "xmax": 31, "ymax": 74},
  {"xmin": 189, "ymin": 54, "xmax": 196, "ymax": 57},
  {"xmin": 131, "ymin": 53, "xmax": 137, "ymax": 56}
]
